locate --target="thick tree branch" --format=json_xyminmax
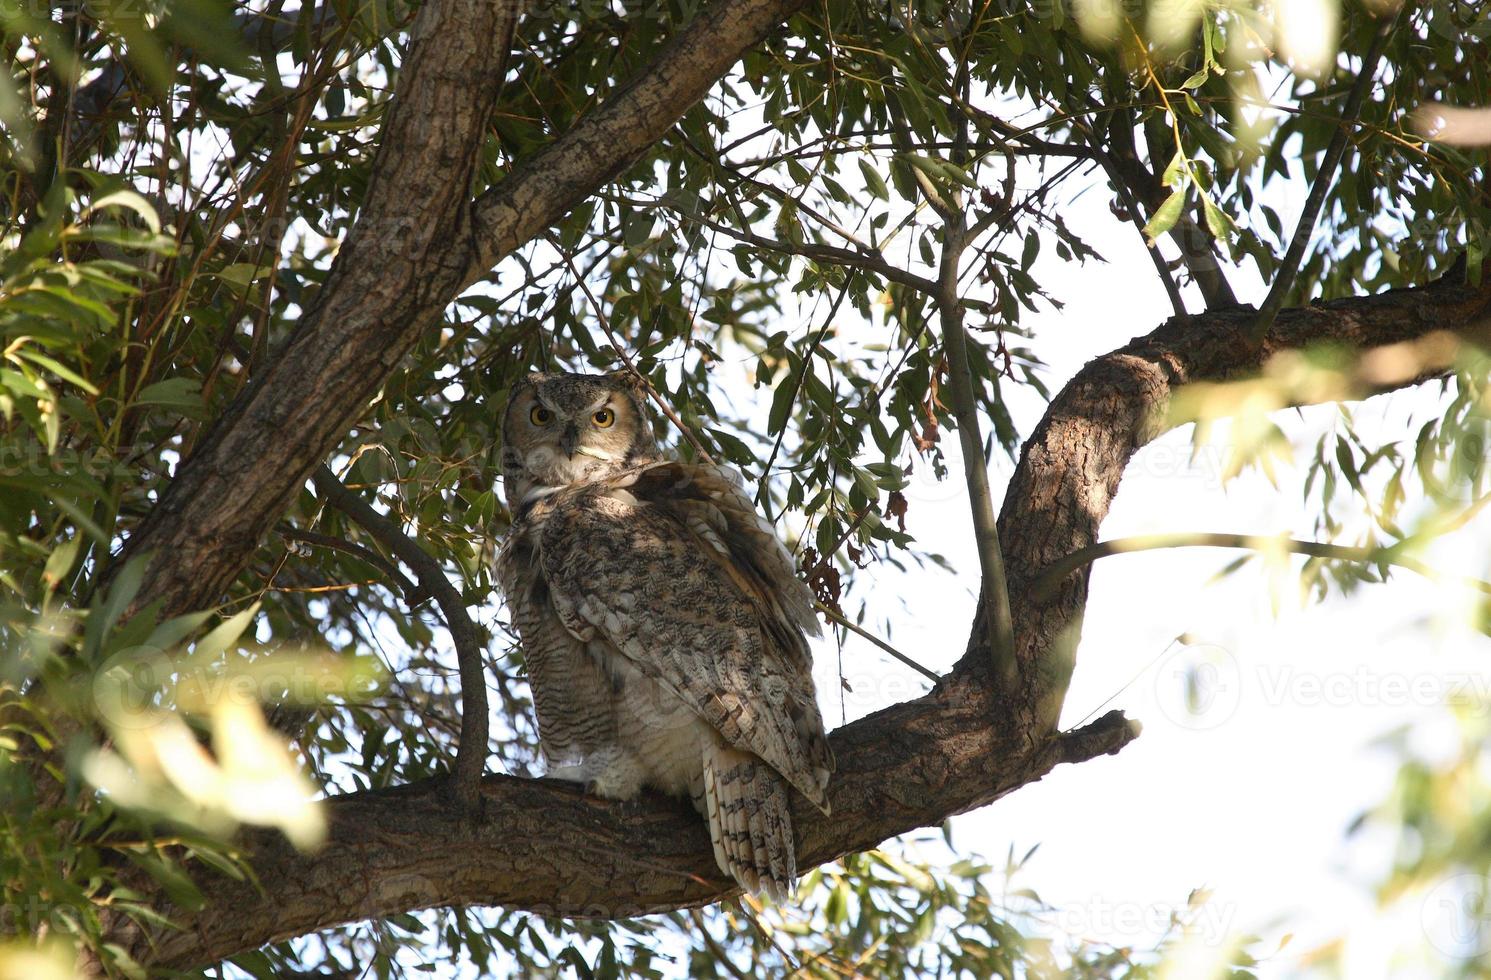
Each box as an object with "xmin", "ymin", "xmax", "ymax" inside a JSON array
[
  {"xmin": 986, "ymin": 265, "xmax": 1491, "ymax": 730},
  {"xmin": 122, "ymin": 694, "xmax": 1136, "ymax": 969}
]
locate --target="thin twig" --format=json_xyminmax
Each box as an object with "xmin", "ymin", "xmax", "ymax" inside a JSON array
[
  {"xmin": 804, "ymin": 507, "xmax": 872, "ymax": 582},
  {"xmin": 550, "ymin": 240, "xmax": 714, "ymax": 463},
  {"xmin": 605, "ymin": 191, "xmax": 939, "ymax": 297},
  {"xmin": 815, "ymin": 602, "xmax": 940, "ymax": 683},
  {"xmin": 932, "ymin": 223, "xmax": 1017, "ymax": 692},
  {"xmin": 1031, "ymin": 531, "xmax": 1491, "ymax": 599},
  {"xmin": 312, "ymin": 466, "xmax": 489, "ymax": 807},
  {"xmin": 888, "ymin": 91, "xmax": 1019, "ymax": 691},
  {"xmin": 1251, "ymin": 10, "xmax": 1398, "ymax": 344},
  {"xmin": 277, "ymin": 526, "xmax": 427, "ymax": 604},
  {"xmin": 1074, "ymin": 125, "xmax": 1189, "ymax": 319}
]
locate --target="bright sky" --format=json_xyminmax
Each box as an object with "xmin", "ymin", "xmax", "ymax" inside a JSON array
[{"xmin": 798, "ymin": 180, "xmax": 1491, "ymax": 977}]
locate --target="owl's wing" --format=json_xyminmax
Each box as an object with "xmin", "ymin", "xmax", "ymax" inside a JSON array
[
  {"xmin": 497, "ymin": 526, "xmax": 618, "ymax": 765},
  {"xmin": 537, "ymin": 461, "xmax": 833, "ymax": 812}
]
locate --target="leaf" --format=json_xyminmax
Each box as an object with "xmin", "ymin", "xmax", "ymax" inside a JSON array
[
  {"xmin": 195, "ymin": 603, "xmax": 262, "ymax": 661},
  {"xmin": 1202, "ymin": 196, "xmax": 1237, "ymax": 243},
  {"xmin": 42, "ymin": 534, "xmax": 83, "ymax": 592},
  {"xmin": 768, "ymin": 360, "xmax": 803, "ymax": 435},
  {"xmin": 12, "ymin": 349, "xmax": 100, "ymax": 394},
  {"xmin": 1143, "ymin": 189, "xmax": 1187, "ymax": 244},
  {"xmin": 132, "ymin": 377, "xmax": 205, "ymax": 417},
  {"xmin": 858, "ymin": 158, "xmax": 889, "ymax": 201},
  {"xmin": 1160, "ymin": 150, "xmax": 1187, "ymax": 188},
  {"xmin": 80, "ymin": 188, "xmax": 162, "ymax": 234}
]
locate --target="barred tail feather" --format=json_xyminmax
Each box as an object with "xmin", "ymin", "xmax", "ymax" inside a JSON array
[{"xmin": 701, "ymin": 743, "xmax": 795, "ymax": 902}]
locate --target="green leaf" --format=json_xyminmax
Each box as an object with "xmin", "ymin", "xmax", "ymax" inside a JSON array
[
  {"xmin": 1143, "ymin": 189, "xmax": 1187, "ymax": 244},
  {"xmin": 1202, "ymin": 195, "xmax": 1237, "ymax": 243},
  {"xmin": 858, "ymin": 158, "xmax": 890, "ymax": 201},
  {"xmin": 1160, "ymin": 150, "xmax": 1187, "ymax": 188},
  {"xmin": 80, "ymin": 188, "xmax": 162, "ymax": 234},
  {"xmin": 194, "ymin": 603, "xmax": 261, "ymax": 661},
  {"xmin": 132, "ymin": 377, "xmax": 205, "ymax": 417},
  {"xmin": 12, "ymin": 349, "xmax": 101, "ymax": 394}
]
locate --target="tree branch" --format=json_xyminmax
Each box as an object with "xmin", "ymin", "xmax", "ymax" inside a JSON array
[
  {"xmin": 311, "ymin": 467, "xmax": 489, "ymax": 807},
  {"xmin": 1031, "ymin": 531, "xmax": 1491, "ymax": 600},
  {"xmin": 988, "ymin": 263, "xmax": 1491, "ymax": 730},
  {"xmin": 120, "ymin": 691, "xmax": 1137, "ymax": 969},
  {"xmin": 103, "ymin": 257, "xmax": 1490, "ymax": 974}
]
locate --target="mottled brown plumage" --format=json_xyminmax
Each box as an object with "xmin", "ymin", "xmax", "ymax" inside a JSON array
[{"xmin": 495, "ymin": 371, "xmax": 832, "ymax": 900}]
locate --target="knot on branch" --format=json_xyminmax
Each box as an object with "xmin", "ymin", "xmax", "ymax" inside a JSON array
[{"xmin": 1056, "ymin": 710, "xmax": 1141, "ymax": 765}]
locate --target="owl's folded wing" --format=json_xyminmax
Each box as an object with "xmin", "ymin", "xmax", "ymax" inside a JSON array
[{"xmin": 537, "ymin": 464, "xmax": 833, "ymax": 812}]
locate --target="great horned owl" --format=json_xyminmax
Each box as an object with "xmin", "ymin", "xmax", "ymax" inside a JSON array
[{"xmin": 495, "ymin": 370, "xmax": 833, "ymax": 900}]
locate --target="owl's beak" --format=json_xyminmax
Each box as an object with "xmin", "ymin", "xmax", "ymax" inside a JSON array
[{"xmin": 560, "ymin": 424, "xmax": 579, "ymax": 457}]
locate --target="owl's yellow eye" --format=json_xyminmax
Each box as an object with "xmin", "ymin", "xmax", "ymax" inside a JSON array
[
  {"xmin": 529, "ymin": 405, "xmax": 553, "ymax": 425},
  {"xmin": 592, "ymin": 408, "xmax": 615, "ymax": 428}
]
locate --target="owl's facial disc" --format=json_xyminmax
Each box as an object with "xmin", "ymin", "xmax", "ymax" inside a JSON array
[{"xmin": 513, "ymin": 390, "xmax": 632, "ymax": 491}]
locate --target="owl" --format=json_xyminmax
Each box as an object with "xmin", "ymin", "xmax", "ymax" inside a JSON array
[{"xmin": 495, "ymin": 370, "xmax": 833, "ymax": 900}]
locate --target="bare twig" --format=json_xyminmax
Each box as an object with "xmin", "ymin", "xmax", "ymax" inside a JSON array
[
  {"xmin": 1077, "ymin": 130, "xmax": 1190, "ymax": 319},
  {"xmin": 609, "ymin": 191, "xmax": 940, "ymax": 297},
  {"xmin": 815, "ymin": 601, "xmax": 940, "ymax": 682},
  {"xmin": 933, "ymin": 223, "xmax": 1018, "ymax": 692},
  {"xmin": 887, "ymin": 87, "xmax": 1018, "ymax": 691},
  {"xmin": 278, "ymin": 526, "xmax": 427, "ymax": 605},
  {"xmin": 1031, "ymin": 531, "xmax": 1491, "ymax": 599},
  {"xmin": 312, "ymin": 466, "xmax": 489, "ymax": 807},
  {"xmin": 1251, "ymin": 10, "xmax": 1398, "ymax": 343}
]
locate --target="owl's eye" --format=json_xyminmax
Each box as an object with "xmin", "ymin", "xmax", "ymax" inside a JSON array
[
  {"xmin": 592, "ymin": 408, "xmax": 616, "ymax": 428},
  {"xmin": 529, "ymin": 405, "xmax": 553, "ymax": 425}
]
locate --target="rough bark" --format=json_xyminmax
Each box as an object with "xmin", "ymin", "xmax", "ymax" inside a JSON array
[{"xmin": 112, "ymin": 269, "xmax": 1491, "ymax": 970}]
